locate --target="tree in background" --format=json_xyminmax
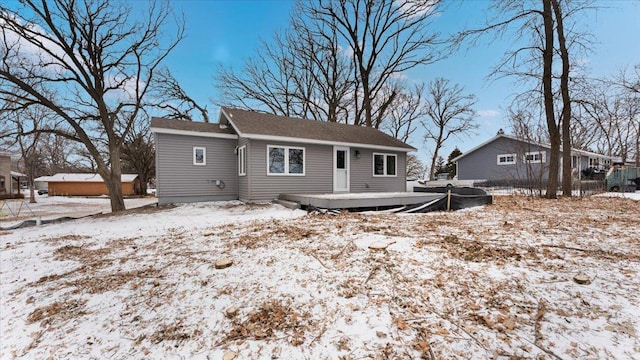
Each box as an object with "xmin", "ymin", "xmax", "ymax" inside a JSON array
[
  {"xmin": 307, "ymin": 0, "xmax": 444, "ymax": 128},
  {"xmin": 382, "ymin": 83, "xmax": 426, "ymax": 143},
  {"xmin": 575, "ymin": 76, "xmax": 640, "ymax": 165},
  {"xmin": 0, "ymin": 103, "xmax": 49, "ymax": 202},
  {"xmin": 617, "ymin": 64, "xmax": 640, "ymax": 95},
  {"xmin": 216, "ymin": 0, "xmax": 444, "ymax": 132},
  {"xmin": 0, "ymin": 0, "xmax": 183, "ymax": 212},
  {"xmin": 445, "ymin": 148, "xmax": 462, "ymax": 179},
  {"xmin": 455, "ymin": 0, "xmax": 593, "ymax": 198},
  {"xmin": 434, "ymin": 156, "xmax": 446, "ymax": 177},
  {"xmin": 551, "ymin": 0, "xmax": 573, "ymax": 197},
  {"xmin": 121, "ymin": 117, "xmax": 155, "ymax": 195},
  {"xmin": 406, "ymin": 154, "xmax": 426, "ymax": 180},
  {"xmin": 154, "ymin": 68, "xmax": 210, "ymax": 123},
  {"xmin": 421, "ymin": 78, "xmax": 477, "ymax": 181}
]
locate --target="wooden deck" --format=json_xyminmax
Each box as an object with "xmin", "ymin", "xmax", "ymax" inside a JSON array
[{"xmin": 278, "ymin": 192, "xmax": 445, "ymax": 210}]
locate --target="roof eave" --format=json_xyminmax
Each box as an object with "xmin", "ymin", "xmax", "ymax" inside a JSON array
[
  {"xmin": 238, "ymin": 132, "xmax": 414, "ymax": 152},
  {"xmin": 150, "ymin": 126, "xmax": 238, "ymax": 139}
]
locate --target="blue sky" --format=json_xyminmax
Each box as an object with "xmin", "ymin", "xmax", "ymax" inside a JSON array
[
  {"xmin": 159, "ymin": 0, "xmax": 640, "ymax": 165},
  {"xmin": 7, "ymin": 0, "xmax": 640, "ymax": 166}
]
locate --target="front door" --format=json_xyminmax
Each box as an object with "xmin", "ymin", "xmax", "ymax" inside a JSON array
[{"xmin": 333, "ymin": 146, "xmax": 349, "ymax": 192}]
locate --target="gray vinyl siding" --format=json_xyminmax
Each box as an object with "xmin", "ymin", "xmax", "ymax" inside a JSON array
[
  {"xmin": 247, "ymin": 139, "xmax": 332, "ymax": 200},
  {"xmin": 350, "ymin": 149, "xmax": 407, "ymax": 192},
  {"xmin": 457, "ymin": 137, "xmax": 552, "ymax": 182},
  {"xmin": 238, "ymin": 137, "xmax": 250, "ymax": 201},
  {"xmin": 155, "ymin": 133, "xmax": 238, "ymax": 204}
]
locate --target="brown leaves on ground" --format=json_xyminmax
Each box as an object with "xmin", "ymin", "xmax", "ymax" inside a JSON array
[
  {"xmin": 225, "ymin": 299, "xmax": 311, "ymax": 346},
  {"xmin": 27, "ymin": 299, "xmax": 87, "ymax": 326},
  {"xmin": 147, "ymin": 322, "xmax": 203, "ymax": 344}
]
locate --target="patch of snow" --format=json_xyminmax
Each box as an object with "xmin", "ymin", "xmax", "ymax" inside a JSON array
[{"xmin": 594, "ymin": 191, "xmax": 640, "ymax": 200}]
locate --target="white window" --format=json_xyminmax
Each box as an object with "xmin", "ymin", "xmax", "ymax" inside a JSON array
[
  {"xmin": 524, "ymin": 151, "xmax": 545, "ymax": 164},
  {"xmin": 238, "ymin": 146, "xmax": 246, "ymax": 176},
  {"xmin": 267, "ymin": 145, "xmax": 305, "ymax": 176},
  {"xmin": 373, "ymin": 153, "xmax": 397, "ymax": 177},
  {"xmin": 497, "ymin": 153, "xmax": 517, "ymax": 165},
  {"xmin": 193, "ymin": 147, "xmax": 206, "ymax": 166}
]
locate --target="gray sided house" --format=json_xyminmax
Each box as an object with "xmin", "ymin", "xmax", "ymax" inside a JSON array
[
  {"xmin": 151, "ymin": 108, "xmax": 415, "ymax": 204},
  {"xmin": 454, "ymin": 134, "xmax": 618, "ymax": 184}
]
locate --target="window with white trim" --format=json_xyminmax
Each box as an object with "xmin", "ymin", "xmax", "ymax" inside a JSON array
[
  {"xmin": 267, "ymin": 145, "xmax": 305, "ymax": 175},
  {"xmin": 238, "ymin": 146, "xmax": 246, "ymax": 176},
  {"xmin": 193, "ymin": 147, "xmax": 206, "ymax": 166},
  {"xmin": 373, "ymin": 153, "xmax": 397, "ymax": 176},
  {"xmin": 524, "ymin": 151, "xmax": 545, "ymax": 164},
  {"xmin": 497, "ymin": 153, "xmax": 516, "ymax": 165}
]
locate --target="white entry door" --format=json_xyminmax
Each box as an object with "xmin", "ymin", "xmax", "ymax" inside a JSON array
[{"xmin": 333, "ymin": 146, "xmax": 350, "ymax": 192}]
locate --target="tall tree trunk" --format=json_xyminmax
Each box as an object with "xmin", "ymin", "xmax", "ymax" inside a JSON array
[
  {"xmin": 28, "ymin": 174, "xmax": 36, "ymax": 203},
  {"xmin": 552, "ymin": 0, "xmax": 573, "ymax": 197},
  {"xmin": 542, "ymin": 0, "xmax": 559, "ymax": 199},
  {"xmin": 429, "ymin": 133, "xmax": 444, "ymax": 181},
  {"xmin": 98, "ymin": 147, "xmax": 126, "ymax": 212},
  {"xmin": 429, "ymin": 152, "xmax": 438, "ymax": 181}
]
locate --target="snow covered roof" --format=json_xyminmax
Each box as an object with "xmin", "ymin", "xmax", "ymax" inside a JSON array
[
  {"xmin": 36, "ymin": 173, "xmax": 138, "ymax": 183},
  {"xmin": 34, "ymin": 176, "xmax": 54, "ymax": 182},
  {"xmin": 10, "ymin": 171, "xmax": 26, "ymax": 177}
]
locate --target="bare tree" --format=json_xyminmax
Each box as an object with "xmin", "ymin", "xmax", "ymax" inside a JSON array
[
  {"xmin": 576, "ymin": 78, "xmax": 640, "ymax": 164},
  {"xmin": 121, "ymin": 115, "xmax": 155, "ymax": 195},
  {"xmin": 617, "ymin": 64, "xmax": 640, "ymax": 94},
  {"xmin": 454, "ymin": 0, "xmax": 594, "ymax": 198},
  {"xmin": 0, "ymin": 103, "xmax": 49, "ymax": 202},
  {"xmin": 154, "ymin": 67, "xmax": 209, "ymax": 122},
  {"xmin": 381, "ymin": 83, "xmax": 425, "ymax": 143},
  {"xmin": 40, "ymin": 133, "xmax": 76, "ymax": 174},
  {"xmin": 615, "ymin": 65, "xmax": 640, "ymax": 165},
  {"xmin": 406, "ymin": 154, "xmax": 426, "ymax": 180},
  {"xmin": 215, "ymin": 9, "xmax": 355, "ymax": 124},
  {"xmin": 290, "ymin": 8, "xmax": 355, "ymax": 123},
  {"xmin": 217, "ymin": 0, "xmax": 445, "ymax": 131},
  {"xmin": 421, "ymin": 78, "xmax": 477, "ymax": 181},
  {"xmin": 307, "ymin": 0, "xmax": 444, "ymax": 128},
  {"xmin": 507, "ymin": 105, "xmax": 548, "ymax": 144},
  {"xmin": 551, "ymin": 0, "xmax": 573, "ymax": 196},
  {"xmin": 541, "ymin": 0, "xmax": 562, "ymax": 198},
  {"xmin": 216, "ymin": 32, "xmax": 301, "ymax": 118},
  {"xmin": 0, "ymin": 0, "xmax": 183, "ymax": 212}
]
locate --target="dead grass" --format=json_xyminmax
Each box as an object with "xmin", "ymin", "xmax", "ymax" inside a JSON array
[
  {"xmin": 225, "ymin": 299, "xmax": 311, "ymax": 346},
  {"xmin": 67, "ymin": 267, "xmax": 161, "ymax": 294},
  {"xmin": 6, "ymin": 195, "xmax": 640, "ymax": 359},
  {"xmin": 26, "ymin": 299, "xmax": 87, "ymax": 326}
]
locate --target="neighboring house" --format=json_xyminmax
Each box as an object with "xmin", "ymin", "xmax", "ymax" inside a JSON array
[
  {"xmin": 150, "ymin": 107, "xmax": 415, "ymax": 204},
  {"xmin": 0, "ymin": 152, "xmax": 11, "ymax": 195},
  {"xmin": 35, "ymin": 173, "xmax": 140, "ymax": 196},
  {"xmin": 0, "ymin": 152, "xmax": 26, "ymax": 196},
  {"xmin": 454, "ymin": 133, "xmax": 618, "ymax": 184}
]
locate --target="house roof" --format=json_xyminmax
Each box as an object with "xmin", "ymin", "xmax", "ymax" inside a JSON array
[
  {"xmin": 150, "ymin": 117, "xmax": 237, "ymax": 139},
  {"xmin": 35, "ymin": 173, "xmax": 138, "ymax": 183},
  {"xmin": 220, "ymin": 107, "xmax": 415, "ymax": 152},
  {"xmin": 151, "ymin": 109, "xmax": 415, "ymax": 152},
  {"xmin": 452, "ymin": 134, "xmax": 618, "ymax": 162},
  {"xmin": 11, "ymin": 171, "xmax": 26, "ymax": 177}
]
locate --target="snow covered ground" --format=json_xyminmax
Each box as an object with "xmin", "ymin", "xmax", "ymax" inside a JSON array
[
  {"xmin": 0, "ymin": 193, "xmax": 157, "ymax": 223},
  {"xmin": 1, "ymin": 195, "xmax": 639, "ymax": 359}
]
